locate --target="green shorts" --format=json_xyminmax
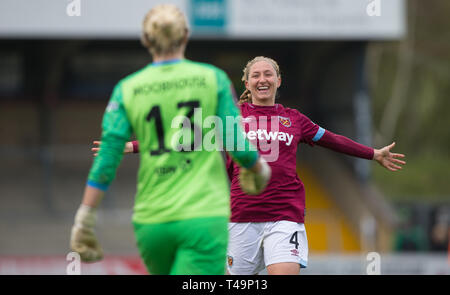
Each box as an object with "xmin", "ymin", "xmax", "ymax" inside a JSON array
[{"xmin": 133, "ymin": 216, "xmax": 229, "ymax": 275}]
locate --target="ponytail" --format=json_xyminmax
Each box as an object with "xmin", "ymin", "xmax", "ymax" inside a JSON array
[{"xmin": 239, "ymin": 89, "xmax": 252, "ymax": 105}]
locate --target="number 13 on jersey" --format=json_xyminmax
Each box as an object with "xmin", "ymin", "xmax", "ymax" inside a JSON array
[{"xmin": 146, "ymin": 100, "xmax": 201, "ymax": 155}]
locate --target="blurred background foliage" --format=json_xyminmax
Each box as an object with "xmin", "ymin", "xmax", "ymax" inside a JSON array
[{"xmin": 367, "ymin": 0, "xmax": 450, "ymax": 201}]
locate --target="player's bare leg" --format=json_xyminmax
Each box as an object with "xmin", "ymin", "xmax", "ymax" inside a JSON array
[{"xmin": 266, "ymin": 262, "xmax": 300, "ymax": 275}]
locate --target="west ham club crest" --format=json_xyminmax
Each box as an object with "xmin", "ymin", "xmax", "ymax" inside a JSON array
[{"xmin": 279, "ymin": 116, "xmax": 291, "ymax": 127}]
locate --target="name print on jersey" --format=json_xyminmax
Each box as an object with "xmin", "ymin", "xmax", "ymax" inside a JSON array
[
  {"xmin": 169, "ymin": 108, "xmax": 283, "ymax": 162},
  {"xmin": 133, "ymin": 76, "xmax": 207, "ymax": 96}
]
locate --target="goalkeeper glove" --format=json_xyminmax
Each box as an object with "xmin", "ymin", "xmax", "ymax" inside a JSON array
[
  {"xmin": 239, "ymin": 157, "xmax": 271, "ymax": 195},
  {"xmin": 70, "ymin": 204, "xmax": 103, "ymax": 263}
]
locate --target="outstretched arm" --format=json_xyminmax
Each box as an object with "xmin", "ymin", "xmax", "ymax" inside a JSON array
[{"xmin": 315, "ymin": 130, "xmax": 405, "ymax": 171}]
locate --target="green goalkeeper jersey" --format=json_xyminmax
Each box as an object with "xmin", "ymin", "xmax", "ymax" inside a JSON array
[{"xmin": 87, "ymin": 59, "xmax": 258, "ymax": 224}]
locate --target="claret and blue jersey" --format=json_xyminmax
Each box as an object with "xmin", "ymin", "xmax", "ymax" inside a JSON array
[
  {"xmin": 228, "ymin": 102, "xmax": 373, "ymax": 224},
  {"xmin": 228, "ymin": 102, "xmax": 323, "ymax": 224}
]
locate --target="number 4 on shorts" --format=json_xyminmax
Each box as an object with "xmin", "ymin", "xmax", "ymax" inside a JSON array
[{"xmin": 289, "ymin": 231, "xmax": 299, "ymax": 249}]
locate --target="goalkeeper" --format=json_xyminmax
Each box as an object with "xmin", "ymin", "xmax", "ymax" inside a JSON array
[{"xmin": 70, "ymin": 4, "xmax": 270, "ymax": 275}]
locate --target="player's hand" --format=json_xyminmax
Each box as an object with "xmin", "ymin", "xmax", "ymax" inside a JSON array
[
  {"xmin": 70, "ymin": 204, "xmax": 103, "ymax": 263},
  {"xmin": 91, "ymin": 141, "xmax": 134, "ymax": 156},
  {"xmin": 373, "ymin": 142, "xmax": 406, "ymax": 171},
  {"xmin": 239, "ymin": 157, "xmax": 271, "ymax": 195}
]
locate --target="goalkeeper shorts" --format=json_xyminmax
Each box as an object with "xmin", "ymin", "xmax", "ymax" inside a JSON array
[{"xmin": 133, "ymin": 216, "xmax": 228, "ymax": 275}]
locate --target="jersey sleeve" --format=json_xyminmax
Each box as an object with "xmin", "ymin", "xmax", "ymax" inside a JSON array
[
  {"xmin": 297, "ymin": 111, "xmax": 374, "ymax": 159},
  {"xmin": 87, "ymin": 82, "xmax": 133, "ymax": 190},
  {"xmin": 297, "ymin": 111, "xmax": 324, "ymax": 146},
  {"xmin": 316, "ymin": 130, "xmax": 374, "ymax": 160},
  {"xmin": 214, "ymin": 69, "xmax": 258, "ymax": 168}
]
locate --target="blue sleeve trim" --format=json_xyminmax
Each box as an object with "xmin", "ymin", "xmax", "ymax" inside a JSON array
[
  {"xmin": 312, "ymin": 127, "xmax": 325, "ymax": 142},
  {"xmin": 87, "ymin": 180, "xmax": 109, "ymax": 192}
]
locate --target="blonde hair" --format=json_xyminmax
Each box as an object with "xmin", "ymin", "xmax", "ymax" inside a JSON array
[
  {"xmin": 141, "ymin": 4, "xmax": 189, "ymax": 55},
  {"xmin": 239, "ymin": 56, "xmax": 281, "ymax": 104}
]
